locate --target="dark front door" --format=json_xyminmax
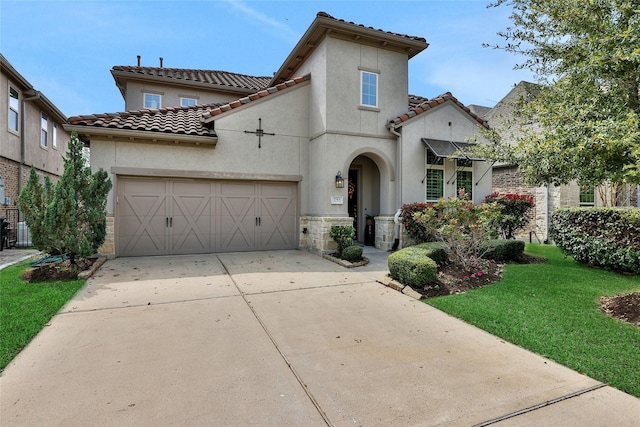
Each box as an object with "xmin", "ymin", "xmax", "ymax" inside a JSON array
[{"xmin": 348, "ymin": 169, "xmax": 358, "ymax": 238}]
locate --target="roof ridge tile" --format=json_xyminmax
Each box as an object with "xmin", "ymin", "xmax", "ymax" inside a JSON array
[{"xmin": 389, "ymin": 92, "xmax": 489, "ymax": 129}]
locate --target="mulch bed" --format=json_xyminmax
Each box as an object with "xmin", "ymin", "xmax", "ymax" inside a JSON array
[
  {"xmin": 601, "ymin": 292, "xmax": 640, "ymax": 327},
  {"xmin": 22, "ymin": 258, "xmax": 97, "ymax": 282},
  {"xmin": 411, "ymin": 253, "xmax": 546, "ymax": 298}
]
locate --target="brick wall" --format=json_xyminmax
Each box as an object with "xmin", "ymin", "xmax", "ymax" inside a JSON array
[
  {"xmin": 491, "ymin": 166, "xmax": 538, "ymax": 239},
  {"xmin": 1, "ymin": 156, "xmax": 61, "ymax": 220}
]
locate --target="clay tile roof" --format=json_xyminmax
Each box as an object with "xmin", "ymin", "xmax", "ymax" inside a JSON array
[
  {"xmin": 111, "ymin": 66, "xmax": 271, "ymax": 91},
  {"xmin": 391, "ymin": 92, "xmax": 489, "ymax": 129},
  {"xmin": 68, "ymin": 103, "xmax": 222, "ymax": 137},
  {"xmin": 203, "ymin": 74, "xmax": 311, "ymax": 120},
  {"xmin": 316, "ymin": 12, "xmax": 427, "ymax": 43},
  {"xmin": 69, "ymin": 75, "xmax": 311, "ymax": 135},
  {"xmin": 408, "ymin": 94, "xmax": 430, "ymax": 107}
]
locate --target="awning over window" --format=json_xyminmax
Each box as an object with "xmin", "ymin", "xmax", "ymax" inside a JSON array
[{"xmin": 422, "ymin": 138, "xmax": 484, "ymax": 161}]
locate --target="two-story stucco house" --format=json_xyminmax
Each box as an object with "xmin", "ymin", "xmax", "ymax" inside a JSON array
[
  {"xmin": 1, "ymin": 54, "xmax": 70, "ymax": 247},
  {"xmin": 66, "ymin": 12, "xmax": 492, "ymax": 258}
]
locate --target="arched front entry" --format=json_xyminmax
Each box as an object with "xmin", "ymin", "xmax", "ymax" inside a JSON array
[{"xmin": 348, "ymin": 155, "xmax": 381, "ymax": 243}]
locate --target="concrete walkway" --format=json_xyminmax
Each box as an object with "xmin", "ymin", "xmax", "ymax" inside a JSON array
[
  {"xmin": 1, "ymin": 249, "xmax": 639, "ymax": 426},
  {"xmin": 0, "ymin": 248, "xmax": 41, "ymax": 270}
]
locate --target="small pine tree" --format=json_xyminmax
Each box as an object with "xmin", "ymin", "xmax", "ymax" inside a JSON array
[{"xmin": 18, "ymin": 131, "xmax": 112, "ymax": 265}]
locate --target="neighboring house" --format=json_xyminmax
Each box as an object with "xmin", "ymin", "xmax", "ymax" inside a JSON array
[
  {"xmin": 0, "ymin": 54, "xmax": 70, "ymax": 246},
  {"xmin": 484, "ymin": 81, "xmax": 639, "ymax": 242},
  {"xmin": 66, "ymin": 12, "xmax": 492, "ymax": 258}
]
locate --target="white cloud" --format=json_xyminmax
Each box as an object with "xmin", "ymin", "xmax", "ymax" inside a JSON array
[{"xmin": 220, "ymin": 0, "xmax": 301, "ymax": 41}]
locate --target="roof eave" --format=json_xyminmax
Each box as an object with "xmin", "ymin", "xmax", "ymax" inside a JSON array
[
  {"xmin": 2, "ymin": 54, "xmax": 67, "ymax": 123},
  {"xmin": 63, "ymin": 124, "xmax": 217, "ymax": 148},
  {"xmin": 271, "ymin": 13, "xmax": 428, "ymax": 86}
]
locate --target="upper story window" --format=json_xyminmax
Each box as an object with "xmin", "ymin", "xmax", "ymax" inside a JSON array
[
  {"xmin": 144, "ymin": 93, "xmax": 161, "ymax": 109},
  {"xmin": 9, "ymin": 86, "xmax": 19, "ymax": 132},
  {"xmin": 53, "ymin": 123, "xmax": 58, "ymax": 148},
  {"xmin": 41, "ymin": 113, "xmax": 48, "ymax": 147},
  {"xmin": 180, "ymin": 97, "xmax": 197, "ymax": 107},
  {"xmin": 579, "ymin": 185, "xmax": 595, "ymax": 206},
  {"xmin": 360, "ymin": 71, "xmax": 378, "ymax": 107},
  {"xmin": 425, "ymin": 149, "xmax": 444, "ymax": 202}
]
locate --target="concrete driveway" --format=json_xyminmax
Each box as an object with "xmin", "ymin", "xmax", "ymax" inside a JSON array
[{"xmin": 2, "ymin": 250, "xmax": 639, "ymax": 426}]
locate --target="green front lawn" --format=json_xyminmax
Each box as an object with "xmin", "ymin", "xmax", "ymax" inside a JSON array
[
  {"xmin": 0, "ymin": 261, "xmax": 85, "ymax": 371},
  {"xmin": 427, "ymin": 244, "xmax": 640, "ymax": 397}
]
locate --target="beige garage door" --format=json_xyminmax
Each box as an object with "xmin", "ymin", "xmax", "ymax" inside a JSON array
[{"xmin": 117, "ymin": 177, "xmax": 297, "ymax": 257}]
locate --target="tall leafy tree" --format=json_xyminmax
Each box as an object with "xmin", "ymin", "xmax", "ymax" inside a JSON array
[
  {"xmin": 18, "ymin": 131, "xmax": 112, "ymax": 265},
  {"xmin": 481, "ymin": 0, "xmax": 640, "ymax": 192}
]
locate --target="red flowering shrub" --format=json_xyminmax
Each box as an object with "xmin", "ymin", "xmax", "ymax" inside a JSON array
[
  {"xmin": 400, "ymin": 202, "xmax": 435, "ymax": 243},
  {"xmin": 483, "ymin": 193, "xmax": 535, "ymax": 239}
]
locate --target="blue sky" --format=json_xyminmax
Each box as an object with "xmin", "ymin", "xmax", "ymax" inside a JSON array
[{"xmin": 1, "ymin": 0, "xmax": 535, "ymax": 118}]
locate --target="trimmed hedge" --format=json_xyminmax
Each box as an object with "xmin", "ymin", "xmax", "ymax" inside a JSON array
[
  {"xmin": 330, "ymin": 225, "xmax": 355, "ymax": 257},
  {"xmin": 388, "ymin": 246, "xmax": 438, "ymax": 286},
  {"xmin": 480, "ymin": 239, "xmax": 525, "ymax": 262},
  {"xmin": 415, "ymin": 242, "xmax": 448, "ymax": 266},
  {"xmin": 550, "ymin": 207, "xmax": 640, "ymax": 274},
  {"xmin": 342, "ymin": 245, "xmax": 363, "ymax": 262}
]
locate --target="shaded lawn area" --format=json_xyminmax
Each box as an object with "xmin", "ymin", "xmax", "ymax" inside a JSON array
[
  {"xmin": 0, "ymin": 260, "xmax": 85, "ymax": 371},
  {"xmin": 426, "ymin": 244, "xmax": 640, "ymax": 398}
]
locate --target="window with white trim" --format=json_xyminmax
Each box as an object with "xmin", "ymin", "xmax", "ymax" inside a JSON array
[
  {"xmin": 144, "ymin": 93, "xmax": 161, "ymax": 109},
  {"xmin": 53, "ymin": 123, "xmax": 58, "ymax": 148},
  {"xmin": 180, "ymin": 97, "xmax": 197, "ymax": 107},
  {"xmin": 425, "ymin": 149, "xmax": 444, "ymax": 201},
  {"xmin": 456, "ymin": 158, "xmax": 473, "ymax": 200},
  {"xmin": 9, "ymin": 86, "xmax": 19, "ymax": 132},
  {"xmin": 360, "ymin": 71, "xmax": 378, "ymax": 107},
  {"xmin": 41, "ymin": 113, "xmax": 48, "ymax": 147}
]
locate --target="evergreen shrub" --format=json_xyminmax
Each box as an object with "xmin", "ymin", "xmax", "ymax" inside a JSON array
[
  {"xmin": 388, "ymin": 246, "xmax": 437, "ymax": 286},
  {"xmin": 480, "ymin": 239, "xmax": 525, "ymax": 262},
  {"xmin": 551, "ymin": 207, "xmax": 640, "ymax": 273},
  {"xmin": 341, "ymin": 245, "xmax": 363, "ymax": 262},
  {"xmin": 330, "ymin": 225, "xmax": 355, "ymax": 257},
  {"xmin": 415, "ymin": 242, "xmax": 448, "ymax": 266}
]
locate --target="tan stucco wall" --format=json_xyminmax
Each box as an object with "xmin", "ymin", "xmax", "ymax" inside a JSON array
[
  {"xmin": 124, "ymin": 81, "xmax": 242, "ymax": 111},
  {"xmin": 91, "ymin": 83, "xmax": 311, "ymax": 217},
  {"xmin": 399, "ymin": 103, "xmax": 492, "ymax": 205}
]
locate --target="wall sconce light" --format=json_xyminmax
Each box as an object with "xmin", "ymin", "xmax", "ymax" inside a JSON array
[{"xmin": 335, "ymin": 171, "xmax": 345, "ymax": 188}]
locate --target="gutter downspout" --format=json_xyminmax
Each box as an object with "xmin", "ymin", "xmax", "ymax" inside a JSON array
[
  {"xmin": 19, "ymin": 91, "xmax": 42, "ymax": 196},
  {"xmin": 389, "ymin": 123, "xmax": 402, "ymax": 250}
]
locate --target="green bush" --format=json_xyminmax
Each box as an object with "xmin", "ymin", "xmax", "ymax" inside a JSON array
[
  {"xmin": 341, "ymin": 245, "xmax": 363, "ymax": 262},
  {"xmin": 415, "ymin": 242, "xmax": 448, "ymax": 266},
  {"xmin": 550, "ymin": 207, "xmax": 640, "ymax": 273},
  {"xmin": 480, "ymin": 239, "xmax": 525, "ymax": 262},
  {"xmin": 330, "ymin": 225, "xmax": 355, "ymax": 257},
  {"xmin": 413, "ymin": 192, "xmax": 501, "ymax": 271},
  {"xmin": 388, "ymin": 246, "xmax": 437, "ymax": 286},
  {"xmin": 483, "ymin": 193, "xmax": 535, "ymax": 239}
]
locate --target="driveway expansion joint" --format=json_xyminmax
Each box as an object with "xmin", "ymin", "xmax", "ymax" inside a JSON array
[
  {"xmin": 470, "ymin": 383, "xmax": 608, "ymax": 426},
  {"xmin": 217, "ymin": 255, "xmax": 334, "ymax": 427}
]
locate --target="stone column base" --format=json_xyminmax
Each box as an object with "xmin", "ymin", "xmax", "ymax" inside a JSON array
[
  {"xmin": 97, "ymin": 216, "xmax": 116, "ymax": 258},
  {"xmin": 374, "ymin": 216, "xmax": 395, "ymax": 251},
  {"xmin": 299, "ymin": 216, "xmax": 353, "ymax": 255}
]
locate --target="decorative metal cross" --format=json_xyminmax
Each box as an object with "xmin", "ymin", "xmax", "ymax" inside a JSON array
[{"xmin": 244, "ymin": 118, "xmax": 275, "ymax": 149}]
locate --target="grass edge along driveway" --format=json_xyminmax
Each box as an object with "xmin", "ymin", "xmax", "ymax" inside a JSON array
[
  {"xmin": 0, "ymin": 260, "xmax": 85, "ymax": 371},
  {"xmin": 427, "ymin": 244, "xmax": 640, "ymax": 398}
]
